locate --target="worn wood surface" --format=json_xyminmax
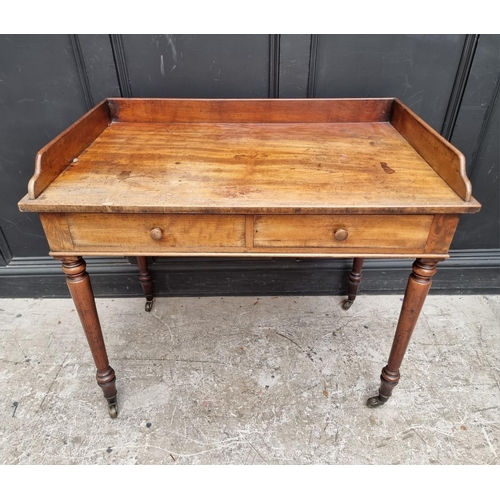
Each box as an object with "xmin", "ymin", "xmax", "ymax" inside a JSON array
[
  {"xmin": 253, "ymin": 214, "xmax": 433, "ymax": 249},
  {"xmin": 27, "ymin": 100, "xmax": 110, "ymax": 200},
  {"xmin": 40, "ymin": 212, "xmax": 454, "ymax": 258},
  {"xmin": 57, "ymin": 213, "xmax": 246, "ymax": 252},
  {"xmin": 392, "ymin": 99, "xmax": 472, "ymax": 202},
  {"xmin": 108, "ymin": 98, "xmax": 392, "ymax": 123},
  {"xmin": 20, "ymin": 119, "xmax": 480, "ymax": 215},
  {"xmin": 424, "ymin": 215, "xmax": 460, "ymax": 254}
]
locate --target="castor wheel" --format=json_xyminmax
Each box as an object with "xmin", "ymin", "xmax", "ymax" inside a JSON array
[
  {"xmin": 366, "ymin": 395, "xmax": 387, "ymax": 408},
  {"xmin": 343, "ymin": 300, "xmax": 354, "ymax": 310},
  {"xmin": 145, "ymin": 300, "xmax": 153, "ymax": 312},
  {"xmin": 108, "ymin": 403, "xmax": 118, "ymax": 418}
]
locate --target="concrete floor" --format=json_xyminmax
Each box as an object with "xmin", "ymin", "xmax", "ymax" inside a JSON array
[{"xmin": 0, "ymin": 294, "xmax": 498, "ymax": 465}]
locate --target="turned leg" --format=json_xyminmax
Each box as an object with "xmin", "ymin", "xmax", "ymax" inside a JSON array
[
  {"xmin": 137, "ymin": 256, "xmax": 154, "ymax": 312},
  {"xmin": 61, "ymin": 257, "xmax": 118, "ymax": 418},
  {"xmin": 367, "ymin": 258, "xmax": 440, "ymax": 408},
  {"xmin": 343, "ymin": 257, "xmax": 365, "ymax": 310}
]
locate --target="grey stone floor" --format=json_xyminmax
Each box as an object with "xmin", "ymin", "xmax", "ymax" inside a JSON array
[{"xmin": 0, "ymin": 294, "xmax": 498, "ymax": 465}]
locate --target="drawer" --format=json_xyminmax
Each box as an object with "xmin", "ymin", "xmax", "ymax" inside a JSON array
[
  {"xmin": 41, "ymin": 213, "xmax": 246, "ymax": 253},
  {"xmin": 254, "ymin": 215, "xmax": 433, "ymax": 250}
]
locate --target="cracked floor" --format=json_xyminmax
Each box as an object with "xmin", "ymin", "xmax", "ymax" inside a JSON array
[{"xmin": 0, "ymin": 294, "xmax": 499, "ymax": 464}]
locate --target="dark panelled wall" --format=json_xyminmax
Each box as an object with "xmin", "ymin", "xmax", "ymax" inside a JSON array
[{"xmin": 0, "ymin": 34, "xmax": 499, "ymax": 297}]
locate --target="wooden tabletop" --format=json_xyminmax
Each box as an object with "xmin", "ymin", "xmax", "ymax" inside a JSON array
[{"xmin": 19, "ymin": 98, "xmax": 481, "ymax": 215}]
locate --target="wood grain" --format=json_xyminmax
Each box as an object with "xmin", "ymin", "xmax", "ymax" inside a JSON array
[
  {"xmin": 39, "ymin": 213, "xmax": 74, "ymax": 252},
  {"xmin": 108, "ymin": 98, "xmax": 392, "ymax": 123},
  {"xmin": 424, "ymin": 215, "xmax": 460, "ymax": 254},
  {"xmin": 254, "ymin": 215, "xmax": 433, "ymax": 250},
  {"xmin": 61, "ymin": 213, "xmax": 246, "ymax": 252},
  {"xmin": 28, "ymin": 100, "xmax": 110, "ymax": 199},
  {"xmin": 392, "ymin": 98, "xmax": 473, "ymax": 202},
  {"xmin": 42, "ymin": 212, "xmax": 445, "ymax": 257},
  {"xmin": 19, "ymin": 121, "xmax": 480, "ymax": 215},
  {"xmin": 245, "ymin": 214, "xmax": 254, "ymax": 249}
]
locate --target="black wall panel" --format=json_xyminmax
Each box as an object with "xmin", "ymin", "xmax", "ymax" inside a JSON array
[
  {"xmin": 121, "ymin": 35, "xmax": 271, "ymax": 98},
  {"xmin": 78, "ymin": 34, "xmax": 121, "ymax": 104},
  {"xmin": 0, "ymin": 34, "xmax": 498, "ymax": 297},
  {"xmin": 450, "ymin": 34, "xmax": 500, "ymax": 250},
  {"xmin": 314, "ymin": 34, "xmax": 465, "ymax": 130},
  {"xmin": 454, "ymin": 88, "xmax": 499, "ymax": 249},
  {"xmin": 450, "ymin": 35, "xmax": 499, "ymax": 167},
  {"xmin": 278, "ymin": 34, "xmax": 311, "ymax": 98}
]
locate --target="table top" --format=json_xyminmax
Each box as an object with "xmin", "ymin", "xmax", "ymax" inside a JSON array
[{"xmin": 18, "ymin": 98, "xmax": 481, "ymax": 216}]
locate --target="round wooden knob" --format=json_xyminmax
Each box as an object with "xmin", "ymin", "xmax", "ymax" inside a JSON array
[
  {"xmin": 334, "ymin": 228, "xmax": 348, "ymax": 241},
  {"xmin": 149, "ymin": 227, "xmax": 163, "ymax": 240}
]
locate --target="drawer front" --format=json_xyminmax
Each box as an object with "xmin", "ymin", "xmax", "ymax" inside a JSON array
[
  {"xmin": 44, "ymin": 213, "xmax": 246, "ymax": 252},
  {"xmin": 254, "ymin": 215, "xmax": 433, "ymax": 250}
]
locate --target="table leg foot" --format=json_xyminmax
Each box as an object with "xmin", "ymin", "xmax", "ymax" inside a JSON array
[
  {"xmin": 145, "ymin": 300, "xmax": 154, "ymax": 312},
  {"xmin": 108, "ymin": 402, "xmax": 118, "ymax": 418},
  {"xmin": 342, "ymin": 299, "xmax": 354, "ymax": 310},
  {"xmin": 366, "ymin": 395, "xmax": 388, "ymax": 408},
  {"xmin": 367, "ymin": 366, "xmax": 399, "ymax": 407},
  {"xmin": 97, "ymin": 365, "xmax": 117, "ymax": 416},
  {"xmin": 102, "ymin": 384, "xmax": 118, "ymax": 418}
]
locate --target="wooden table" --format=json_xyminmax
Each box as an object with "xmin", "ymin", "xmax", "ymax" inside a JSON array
[{"xmin": 18, "ymin": 98, "xmax": 481, "ymax": 418}]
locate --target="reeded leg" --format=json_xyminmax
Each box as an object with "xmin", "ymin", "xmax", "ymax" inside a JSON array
[
  {"xmin": 367, "ymin": 258, "xmax": 441, "ymax": 408},
  {"xmin": 61, "ymin": 257, "xmax": 118, "ymax": 418},
  {"xmin": 137, "ymin": 256, "xmax": 154, "ymax": 312},
  {"xmin": 343, "ymin": 257, "xmax": 365, "ymax": 310}
]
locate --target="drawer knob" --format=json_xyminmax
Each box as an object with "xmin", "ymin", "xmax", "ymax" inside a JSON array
[
  {"xmin": 150, "ymin": 227, "xmax": 163, "ymax": 240},
  {"xmin": 334, "ymin": 228, "xmax": 348, "ymax": 241}
]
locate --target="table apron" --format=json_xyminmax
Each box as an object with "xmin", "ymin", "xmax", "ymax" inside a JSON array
[{"xmin": 40, "ymin": 212, "xmax": 459, "ymax": 258}]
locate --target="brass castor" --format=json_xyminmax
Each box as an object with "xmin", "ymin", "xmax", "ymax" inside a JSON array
[
  {"xmin": 108, "ymin": 403, "xmax": 118, "ymax": 418},
  {"xmin": 145, "ymin": 300, "xmax": 153, "ymax": 312},
  {"xmin": 366, "ymin": 395, "xmax": 387, "ymax": 408},
  {"xmin": 343, "ymin": 300, "xmax": 354, "ymax": 310}
]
